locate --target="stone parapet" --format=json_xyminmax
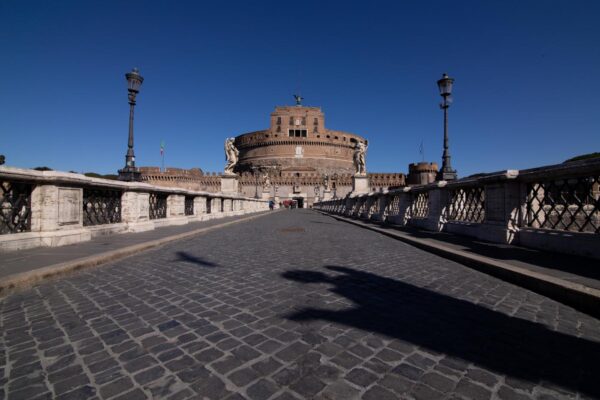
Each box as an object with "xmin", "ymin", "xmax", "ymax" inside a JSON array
[
  {"xmin": 0, "ymin": 166, "xmax": 269, "ymax": 252},
  {"xmin": 314, "ymin": 158, "xmax": 600, "ymax": 259}
]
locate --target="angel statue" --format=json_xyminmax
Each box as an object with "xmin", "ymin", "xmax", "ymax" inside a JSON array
[
  {"xmin": 224, "ymin": 138, "xmax": 239, "ymax": 175},
  {"xmin": 353, "ymin": 141, "xmax": 368, "ymax": 175}
]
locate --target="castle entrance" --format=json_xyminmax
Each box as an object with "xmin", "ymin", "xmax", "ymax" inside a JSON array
[{"xmin": 292, "ymin": 197, "xmax": 304, "ymax": 208}]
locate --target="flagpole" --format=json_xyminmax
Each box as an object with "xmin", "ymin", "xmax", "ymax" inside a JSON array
[{"xmin": 160, "ymin": 141, "xmax": 165, "ymax": 172}]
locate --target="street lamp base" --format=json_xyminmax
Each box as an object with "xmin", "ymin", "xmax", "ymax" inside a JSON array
[
  {"xmin": 118, "ymin": 167, "xmax": 142, "ymax": 182},
  {"xmin": 437, "ymin": 170, "xmax": 457, "ymax": 181}
]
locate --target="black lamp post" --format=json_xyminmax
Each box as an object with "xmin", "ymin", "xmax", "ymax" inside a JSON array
[
  {"xmin": 118, "ymin": 68, "xmax": 144, "ymax": 181},
  {"xmin": 436, "ymin": 73, "xmax": 457, "ymax": 181}
]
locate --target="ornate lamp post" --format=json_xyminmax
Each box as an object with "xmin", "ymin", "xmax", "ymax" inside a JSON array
[
  {"xmin": 436, "ymin": 73, "xmax": 457, "ymax": 181},
  {"xmin": 118, "ymin": 68, "xmax": 144, "ymax": 181}
]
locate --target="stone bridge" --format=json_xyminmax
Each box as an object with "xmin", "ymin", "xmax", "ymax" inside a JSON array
[
  {"xmin": 1, "ymin": 209, "xmax": 600, "ymax": 400},
  {"xmin": 1, "ymin": 162, "xmax": 599, "ymax": 400}
]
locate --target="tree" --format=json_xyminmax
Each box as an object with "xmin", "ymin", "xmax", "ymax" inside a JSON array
[{"xmin": 564, "ymin": 153, "xmax": 600, "ymax": 163}]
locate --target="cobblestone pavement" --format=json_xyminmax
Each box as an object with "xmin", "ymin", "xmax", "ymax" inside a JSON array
[{"xmin": 1, "ymin": 210, "xmax": 599, "ymax": 400}]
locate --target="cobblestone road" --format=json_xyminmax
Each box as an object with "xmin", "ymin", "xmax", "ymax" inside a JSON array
[{"xmin": 1, "ymin": 210, "xmax": 599, "ymax": 400}]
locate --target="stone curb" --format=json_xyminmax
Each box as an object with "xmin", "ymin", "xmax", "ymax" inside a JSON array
[
  {"xmin": 0, "ymin": 211, "xmax": 279, "ymax": 297},
  {"xmin": 320, "ymin": 212, "xmax": 600, "ymax": 319}
]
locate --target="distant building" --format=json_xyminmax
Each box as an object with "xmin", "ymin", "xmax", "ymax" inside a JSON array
[
  {"xmin": 139, "ymin": 102, "xmax": 442, "ymax": 207},
  {"xmin": 234, "ymin": 105, "xmax": 365, "ymax": 176},
  {"xmin": 406, "ymin": 162, "xmax": 438, "ymax": 186}
]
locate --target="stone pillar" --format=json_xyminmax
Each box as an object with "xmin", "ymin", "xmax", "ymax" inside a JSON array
[
  {"xmin": 479, "ymin": 179, "xmax": 522, "ymax": 244},
  {"xmin": 223, "ymin": 198, "xmax": 233, "ymax": 214},
  {"xmin": 352, "ymin": 175, "xmax": 369, "ymax": 195},
  {"xmin": 221, "ymin": 175, "xmax": 239, "ymax": 194},
  {"xmin": 32, "ymin": 185, "xmax": 90, "ymax": 247},
  {"xmin": 167, "ymin": 194, "xmax": 188, "ymax": 225},
  {"xmin": 193, "ymin": 196, "xmax": 207, "ymax": 216},
  {"xmin": 386, "ymin": 189, "xmax": 412, "ymax": 226},
  {"xmin": 360, "ymin": 196, "xmax": 375, "ymax": 219},
  {"xmin": 212, "ymin": 197, "xmax": 223, "ymax": 214},
  {"xmin": 261, "ymin": 190, "xmax": 271, "ymax": 201},
  {"xmin": 322, "ymin": 190, "xmax": 332, "ymax": 201},
  {"xmin": 121, "ymin": 191, "xmax": 154, "ymax": 232},
  {"xmin": 167, "ymin": 194, "xmax": 185, "ymax": 217},
  {"xmin": 425, "ymin": 184, "xmax": 449, "ymax": 232},
  {"xmin": 371, "ymin": 194, "xmax": 389, "ymax": 222},
  {"xmin": 343, "ymin": 197, "xmax": 355, "ymax": 217}
]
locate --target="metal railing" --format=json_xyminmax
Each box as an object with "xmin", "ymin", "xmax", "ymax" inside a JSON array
[
  {"xmin": 184, "ymin": 196, "xmax": 194, "ymax": 216},
  {"xmin": 314, "ymin": 159, "xmax": 600, "ymax": 258},
  {"xmin": 149, "ymin": 192, "xmax": 168, "ymax": 220},
  {"xmin": 411, "ymin": 191, "xmax": 429, "ymax": 218},
  {"xmin": 83, "ymin": 188, "xmax": 122, "ymax": 226},
  {"xmin": 526, "ymin": 175, "xmax": 600, "ymax": 233},
  {"xmin": 0, "ymin": 180, "xmax": 32, "ymax": 234},
  {"xmin": 447, "ymin": 186, "xmax": 485, "ymax": 223}
]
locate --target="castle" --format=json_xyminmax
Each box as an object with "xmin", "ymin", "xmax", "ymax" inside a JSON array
[{"xmin": 140, "ymin": 102, "xmax": 436, "ymax": 207}]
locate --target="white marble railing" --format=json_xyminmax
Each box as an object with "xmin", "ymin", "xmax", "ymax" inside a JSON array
[
  {"xmin": 315, "ymin": 158, "xmax": 600, "ymax": 259},
  {"xmin": 0, "ymin": 167, "xmax": 269, "ymax": 252}
]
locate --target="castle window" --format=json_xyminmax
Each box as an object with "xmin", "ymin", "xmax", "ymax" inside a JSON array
[
  {"xmin": 289, "ymin": 117, "xmax": 294, "ymax": 125},
  {"xmin": 276, "ymin": 125, "xmax": 281, "ymax": 132},
  {"xmin": 302, "ymin": 130, "xmax": 307, "ymax": 137},
  {"xmin": 265, "ymin": 134, "xmax": 269, "ymax": 138},
  {"xmin": 302, "ymin": 117, "xmax": 306, "ymax": 125},
  {"xmin": 277, "ymin": 117, "xmax": 281, "ymax": 124},
  {"xmin": 316, "ymin": 135, "xmax": 320, "ymax": 138},
  {"xmin": 343, "ymin": 137, "xmax": 346, "ymax": 141},
  {"xmin": 326, "ymin": 135, "xmax": 331, "ymax": 138},
  {"xmin": 289, "ymin": 129, "xmax": 294, "ymax": 137},
  {"xmin": 335, "ymin": 136, "xmax": 339, "ymax": 140},
  {"xmin": 314, "ymin": 118, "xmax": 318, "ymax": 125}
]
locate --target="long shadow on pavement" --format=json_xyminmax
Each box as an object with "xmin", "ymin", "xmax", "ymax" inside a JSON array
[
  {"xmin": 283, "ymin": 265, "xmax": 600, "ymax": 397},
  {"xmin": 175, "ymin": 251, "xmax": 218, "ymax": 267}
]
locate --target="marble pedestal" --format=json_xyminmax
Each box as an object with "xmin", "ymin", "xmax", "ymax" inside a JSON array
[
  {"xmin": 352, "ymin": 175, "xmax": 369, "ymax": 194},
  {"xmin": 221, "ymin": 175, "xmax": 239, "ymax": 194}
]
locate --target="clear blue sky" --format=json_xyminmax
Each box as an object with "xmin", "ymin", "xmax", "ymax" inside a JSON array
[{"xmin": 1, "ymin": 0, "xmax": 599, "ymax": 177}]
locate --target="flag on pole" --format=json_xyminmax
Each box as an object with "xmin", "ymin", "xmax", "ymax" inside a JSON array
[
  {"xmin": 419, "ymin": 140, "xmax": 424, "ymax": 161},
  {"xmin": 160, "ymin": 141, "xmax": 165, "ymax": 172}
]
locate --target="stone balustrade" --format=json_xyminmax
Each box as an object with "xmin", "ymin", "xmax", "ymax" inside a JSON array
[
  {"xmin": 0, "ymin": 167, "xmax": 269, "ymax": 252},
  {"xmin": 315, "ymin": 158, "xmax": 600, "ymax": 259}
]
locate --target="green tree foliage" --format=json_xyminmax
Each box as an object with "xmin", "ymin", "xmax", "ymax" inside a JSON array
[
  {"xmin": 84, "ymin": 172, "xmax": 118, "ymax": 180},
  {"xmin": 564, "ymin": 152, "xmax": 600, "ymax": 163}
]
